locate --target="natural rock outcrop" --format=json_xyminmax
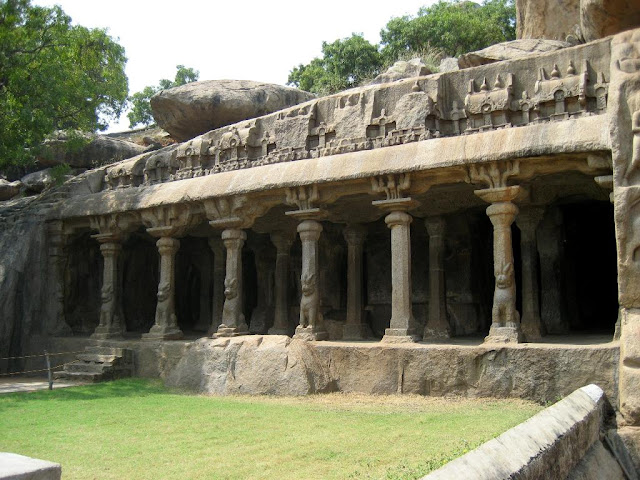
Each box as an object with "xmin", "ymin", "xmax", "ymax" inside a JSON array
[
  {"xmin": 0, "ymin": 179, "xmax": 22, "ymax": 201},
  {"xmin": 517, "ymin": 0, "xmax": 640, "ymax": 42},
  {"xmin": 21, "ymin": 169, "xmax": 54, "ymax": 194},
  {"xmin": 516, "ymin": 0, "xmax": 582, "ymax": 41},
  {"xmin": 36, "ymin": 131, "xmax": 146, "ymax": 169},
  {"xmin": 150, "ymin": 80, "xmax": 316, "ymax": 142},
  {"xmin": 458, "ymin": 39, "xmax": 572, "ymax": 68},
  {"xmin": 370, "ymin": 58, "xmax": 432, "ymax": 85},
  {"xmin": 581, "ymin": 0, "xmax": 640, "ymax": 42},
  {"xmin": 165, "ymin": 335, "xmax": 334, "ymax": 395}
]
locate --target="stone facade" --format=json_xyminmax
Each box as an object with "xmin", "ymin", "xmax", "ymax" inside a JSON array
[{"xmin": 3, "ymin": 27, "xmax": 640, "ymax": 466}]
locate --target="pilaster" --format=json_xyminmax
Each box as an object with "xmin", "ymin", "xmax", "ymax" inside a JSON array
[
  {"xmin": 516, "ymin": 207, "xmax": 545, "ymax": 342},
  {"xmin": 342, "ymin": 224, "xmax": 368, "ymax": 340},
  {"xmin": 423, "ymin": 216, "xmax": 451, "ymax": 340},
  {"xmin": 268, "ymin": 231, "xmax": 295, "ymax": 336}
]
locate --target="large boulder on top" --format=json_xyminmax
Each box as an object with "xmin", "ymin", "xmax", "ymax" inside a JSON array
[
  {"xmin": 149, "ymin": 79, "xmax": 316, "ymax": 142},
  {"xmin": 36, "ymin": 131, "xmax": 146, "ymax": 169},
  {"xmin": 0, "ymin": 179, "xmax": 22, "ymax": 201},
  {"xmin": 458, "ymin": 39, "xmax": 572, "ymax": 69}
]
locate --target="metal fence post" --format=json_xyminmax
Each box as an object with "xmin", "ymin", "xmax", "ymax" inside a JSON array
[{"xmin": 44, "ymin": 351, "xmax": 53, "ymax": 390}]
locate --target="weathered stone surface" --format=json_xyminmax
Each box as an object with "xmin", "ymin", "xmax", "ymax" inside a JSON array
[
  {"xmin": 150, "ymin": 80, "xmax": 316, "ymax": 142},
  {"xmin": 164, "ymin": 335, "xmax": 619, "ymax": 403},
  {"xmin": 438, "ymin": 57, "xmax": 459, "ymax": 73},
  {"xmin": 581, "ymin": 0, "xmax": 640, "ymax": 43},
  {"xmin": 458, "ymin": 39, "xmax": 572, "ymax": 68},
  {"xmin": 516, "ymin": 0, "xmax": 582, "ymax": 41},
  {"xmin": 370, "ymin": 58, "xmax": 432, "ymax": 85},
  {"xmin": 0, "ymin": 179, "xmax": 22, "ymax": 201},
  {"xmin": 424, "ymin": 385, "xmax": 617, "ymax": 480},
  {"xmin": 36, "ymin": 131, "xmax": 146, "ymax": 168},
  {"xmin": 21, "ymin": 169, "xmax": 54, "ymax": 194},
  {"xmin": 165, "ymin": 336, "xmax": 334, "ymax": 395},
  {"xmin": 0, "ymin": 452, "xmax": 61, "ymax": 480}
]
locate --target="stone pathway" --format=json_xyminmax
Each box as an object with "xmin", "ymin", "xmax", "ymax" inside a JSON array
[{"xmin": 0, "ymin": 376, "xmax": 84, "ymax": 394}]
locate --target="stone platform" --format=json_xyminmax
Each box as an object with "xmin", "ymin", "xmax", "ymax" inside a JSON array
[{"xmin": 32, "ymin": 334, "xmax": 619, "ymax": 406}]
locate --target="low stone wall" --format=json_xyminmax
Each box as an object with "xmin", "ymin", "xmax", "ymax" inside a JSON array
[
  {"xmin": 0, "ymin": 452, "xmax": 61, "ymax": 480},
  {"xmin": 422, "ymin": 385, "xmax": 626, "ymax": 480},
  {"xmin": 163, "ymin": 335, "xmax": 619, "ymax": 405}
]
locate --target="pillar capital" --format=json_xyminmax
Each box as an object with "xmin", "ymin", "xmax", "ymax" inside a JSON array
[
  {"xmin": 515, "ymin": 206, "xmax": 545, "ymax": 238},
  {"xmin": 221, "ymin": 228, "xmax": 247, "ymax": 244},
  {"xmin": 343, "ymin": 224, "xmax": 367, "ymax": 246},
  {"xmin": 99, "ymin": 242, "xmax": 122, "ymax": 257},
  {"xmin": 156, "ymin": 236, "xmax": 179, "ymax": 255},
  {"xmin": 486, "ymin": 201, "xmax": 519, "ymax": 227},
  {"xmin": 385, "ymin": 210, "xmax": 412, "ymax": 228},
  {"xmin": 297, "ymin": 219, "xmax": 323, "ymax": 242},
  {"xmin": 270, "ymin": 230, "xmax": 295, "ymax": 253},
  {"xmin": 425, "ymin": 216, "xmax": 446, "ymax": 237}
]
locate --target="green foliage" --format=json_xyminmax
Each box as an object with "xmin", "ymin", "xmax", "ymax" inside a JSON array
[
  {"xmin": 127, "ymin": 64, "xmax": 199, "ymax": 129},
  {"xmin": 50, "ymin": 163, "xmax": 71, "ymax": 186},
  {"xmin": 289, "ymin": 1, "xmax": 515, "ymax": 94},
  {"xmin": 0, "ymin": 0, "xmax": 128, "ymax": 169},
  {"xmin": 380, "ymin": 0, "xmax": 516, "ymax": 60},
  {"xmin": 288, "ymin": 34, "xmax": 383, "ymax": 95}
]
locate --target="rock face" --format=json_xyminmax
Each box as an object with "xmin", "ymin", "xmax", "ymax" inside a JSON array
[
  {"xmin": 150, "ymin": 80, "xmax": 316, "ymax": 142},
  {"xmin": 36, "ymin": 131, "xmax": 146, "ymax": 169},
  {"xmin": 516, "ymin": 0, "xmax": 582, "ymax": 40},
  {"xmin": 458, "ymin": 39, "xmax": 572, "ymax": 68},
  {"xmin": 517, "ymin": 0, "xmax": 640, "ymax": 42},
  {"xmin": 0, "ymin": 179, "xmax": 22, "ymax": 201},
  {"xmin": 166, "ymin": 336, "xmax": 619, "ymax": 404},
  {"xmin": 370, "ymin": 58, "xmax": 432, "ymax": 85},
  {"xmin": 165, "ymin": 336, "xmax": 334, "ymax": 395},
  {"xmin": 581, "ymin": 0, "xmax": 640, "ymax": 42}
]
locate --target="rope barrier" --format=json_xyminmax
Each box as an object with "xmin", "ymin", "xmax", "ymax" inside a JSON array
[
  {"xmin": 0, "ymin": 359, "xmax": 82, "ymax": 377},
  {"xmin": 0, "ymin": 350, "xmax": 85, "ymax": 361}
]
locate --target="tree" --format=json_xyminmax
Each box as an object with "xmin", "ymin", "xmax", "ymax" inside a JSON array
[
  {"xmin": 127, "ymin": 65, "xmax": 199, "ymax": 129},
  {"xmin": 0, "ymin": 0, "xmax": 128, "ymax": 168},
  {"xmin": 287, "ymin": 34, "xmax": 383, "ymax": 95},
  {"xmin": 380, "ymin": 0, "xmax": 516, "ymax": 61}
]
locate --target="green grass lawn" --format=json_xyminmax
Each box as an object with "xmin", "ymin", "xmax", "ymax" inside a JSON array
[{"xmin": 0, "ymin": 379, "xmax": 542, "ymax": 479}]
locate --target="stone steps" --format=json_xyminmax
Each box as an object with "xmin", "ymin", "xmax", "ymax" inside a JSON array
[{"xmin": 54, "ymin": 346, "xmax": 133, "ymax": 383}]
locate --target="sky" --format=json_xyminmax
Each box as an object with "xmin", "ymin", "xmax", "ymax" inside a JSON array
[{"xmin": 35, "ymin": 0, "xmax": 437, "ymax": 132}]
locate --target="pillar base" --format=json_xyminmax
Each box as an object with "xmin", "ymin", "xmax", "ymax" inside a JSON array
[
  {"xmin": 91, "ymin": 324, "xmax": 124, "ymax": 340},
  {"xmin": 521, "ymin": 320, "xmax": 544, "ymax": 343},
  {"xmin": 142, "ymin": 325, "xmax": 184, "ymax": 341},
  {"xmin": 484, "ymin": 325, "xmax": 523, "ymax": 344},
  {"xmin": 267, "ymin": 327, "xmax": 291, "ymax": 336},
  {"xmin": 422, "ymin": 326, "xmax": 451, "ymax": 341},
  {"xmin": 342, "ymin": 324, "xmax": 369, "ymax": 341},
  {"xmin": 212, "ymin": 323, "xmax": 249, "ymax": 338},
  {"xmin": 381, "ymin": 328, "xmax": 420, "ymax": 343},
  {"xmin": 293, "ymin": 325, "xmax": 328, "ymax": 341}
]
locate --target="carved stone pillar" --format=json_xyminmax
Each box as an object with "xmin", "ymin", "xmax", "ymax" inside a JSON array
[
  {"xmin": 516, "ymin": 207, "xmax": 545, "ymax": 342},
  {"xmin": 423, "ymin": 216, "xmax": 451, "ymax": 340},
  {"xmin": 293, "ymin": 219, "xmax": 328, "ymax": 341},
  {"xmin": 141, "ymin": 205, "xmax": 198, "ymax": 341},
  {"xmin": 143, "ymin": 236, "xmax": 182, "ymax": 340},
  {"xmin": 207, "ymin": 237, "xmax": 225, "ymax": 336},
  {"xmin": 477, "ymin": 187, "xmax": 522, "ymax": 343},
  {"xmin": 371, "ymin": 174, "xmax": 420, "ymax": 343},
  {"xmin": 342, "ymin": 224, "xmax": 368, "ymax": 340},
  {"xmin": 214, "ymin": 228, "xmax": 249, "ymax": 337},
  {"xmin": 89, "ymin": 213, "xmax": 138, "ymax": 339},
  {"xmin": 92, "ymin": 240, "xmax": 125, "ymax": 339},
  {"xmin": 383, "ymin": 210, "xmax": 419, "ymax": 342},
  {"xmin": 268, "ymin": 231, "xmax": 294, "ymax": 336},
  {"xmin": 46, "ymin": 221, "xmax": 72, "ymax": 335},
  {"xmin": 469, "ymin": 161, "xmax": 523, "ymax": 343}
]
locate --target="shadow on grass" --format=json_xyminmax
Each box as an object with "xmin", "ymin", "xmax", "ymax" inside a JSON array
[{"xmin": 0, "ymin": 379, "xmax": 169, "ymax": 407}]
